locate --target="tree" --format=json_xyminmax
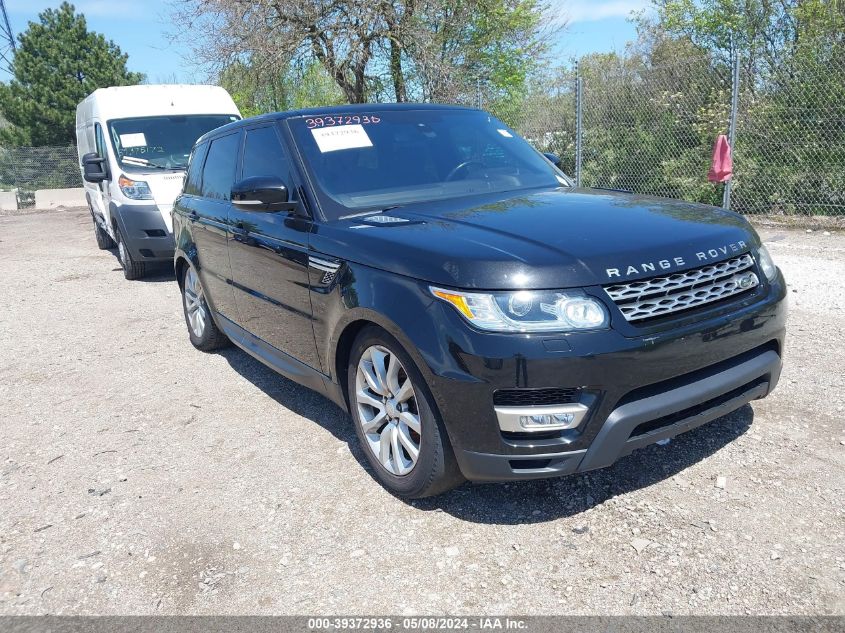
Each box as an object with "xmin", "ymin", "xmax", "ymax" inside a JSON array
[
  {"xmin": 174, "ymin": 0, "xmax": 552, "ymax": 105},
  {"xmin": 0, "ymin": 2, "xmax": 143, "ymax": 146},
  {"xmin": 219, "ymin": 59, "xmax": 345, "ymax": 116}
]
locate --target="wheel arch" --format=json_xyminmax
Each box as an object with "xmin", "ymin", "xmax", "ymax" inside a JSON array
[
  {"xmin": 174, "ymin": 255, "xmax": 190, "ymax": 290},
  {"xmin": 332, "ymin": 314, "xmax": 418, "ymax": 405}
]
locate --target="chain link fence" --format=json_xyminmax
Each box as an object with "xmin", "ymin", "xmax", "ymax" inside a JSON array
[
  {"xmin": 731, "ymin": 52, "xmax": 845, "ymax": 217},
  {"xmin": 0, "ymin": 145, "xmax": 82, "ymax": 208},
  {"xmin": 488, "ymin": 45, "xmax": 845, "ymax": 223},
  {"xmin": 578, "ymin": 55, "xmax": 732, "ymax": 208}
]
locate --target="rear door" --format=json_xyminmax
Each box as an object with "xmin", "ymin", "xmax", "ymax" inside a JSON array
[
  {"xmin": 226, "ymin": 123, "xmax": 320, "ymax": 370},
  {"xmin": 180, "ymin": 132, "xmax": 241, "ymax": 321}
]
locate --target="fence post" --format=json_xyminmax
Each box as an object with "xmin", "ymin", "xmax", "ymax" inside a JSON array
[
  {"xmin": 575, "ymin": 61, "xmax": 583, "ymax": 187},
  {"xmin": 723, "ymin": 37, "xmax": 741, "ymax": 210}
]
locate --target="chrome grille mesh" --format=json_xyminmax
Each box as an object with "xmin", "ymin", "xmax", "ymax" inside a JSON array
[{"xmin": 604, "ymin": 253, "xmax": 758, "ymax": 322}]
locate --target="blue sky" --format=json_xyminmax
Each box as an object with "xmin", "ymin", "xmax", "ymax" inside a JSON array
[{"xmin": 0, "ymin": 0, "xmax": 650, "ymax": 83}]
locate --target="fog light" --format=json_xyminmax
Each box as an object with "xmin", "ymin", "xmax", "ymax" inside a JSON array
[
  {"xmin": 494, "ymin": 403, "xmax": 588, "ymax": 433},
  {"xmin": 520, "ymin": 413, "xmax": 575, "ymax": 428}
]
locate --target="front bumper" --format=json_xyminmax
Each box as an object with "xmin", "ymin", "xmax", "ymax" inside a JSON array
[
  {"xmin": 111, "ymin": 202, "xmax": 175, "ymax": 262},
  {"xmin": 422, "ymin": 273, "xmax": 787, "ymax": 482}
]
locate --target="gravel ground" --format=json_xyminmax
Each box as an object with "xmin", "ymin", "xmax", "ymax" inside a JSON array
[{"xmin": 0, "ymin": 206, "xmax": 843, "ymax": 616}]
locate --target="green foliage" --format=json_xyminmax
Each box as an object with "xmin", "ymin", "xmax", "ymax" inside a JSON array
[
  {"xmin": 570, "ymin": 49, "xmax": 725, "ymax": 205},
  {"xmin": 220, "ymin": 60, "xmax": 345, "ymax": 116},
  {"xmin": 532, "ymin": 0, "xmax": 845, "ymax": 216},
  {"xmin": 463, "ymin": 0, "xmax": 548, "ymax": 100},
  {"xmin": 0, "ymin": 2, "xmax": 143, "ymax": 146}
]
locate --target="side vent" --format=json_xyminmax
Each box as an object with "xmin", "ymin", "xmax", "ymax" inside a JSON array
[{"xmin": 309, "ymin": 255, "xmax": 341, "ymax": 285}]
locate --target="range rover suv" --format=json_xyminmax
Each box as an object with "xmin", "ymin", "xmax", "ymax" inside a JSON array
[{"xmin": 172, "ymin": 104, "xmax": 786, "ymax": 498}]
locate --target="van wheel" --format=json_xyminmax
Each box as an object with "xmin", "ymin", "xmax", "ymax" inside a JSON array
[
  {"xmin": 181, "ymin": 264, "xmax": 229, "ymax": 351},
  {"xmin": 347, "ymin": 327, "xmax": 464, "ymax": 498},
  {"xmin": 116, "ymin": 228, "xmax": 146, "ymax": 280},
  {"xmin": 93, "ymin": 217, "xmax": 116, "ymax": 250}
]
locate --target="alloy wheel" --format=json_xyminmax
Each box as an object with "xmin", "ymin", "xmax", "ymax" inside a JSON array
[
  {"xmin": 183, "ymin": 268, "xmax": 208, "ymax": 338},
  {"xmin": 354, "ymin": 345, "xmax": 422, "ymax": 476}
]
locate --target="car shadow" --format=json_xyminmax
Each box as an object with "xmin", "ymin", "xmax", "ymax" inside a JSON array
[
  {"xmin": 218, "ymin": 344, "xmax": 754, "ymax": 523},
  {"xmin": 217, "ymin": 347, "xmax": 356, "ymax": 443},
  {"xmin": 107, "ymin": 247, "xmax": 175, "ymax": 283}
]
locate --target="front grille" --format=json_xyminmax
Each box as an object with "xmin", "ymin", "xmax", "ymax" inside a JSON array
[
  {"xmin": 604, "ymin": 253, "xmax": 758, "ymax": 322},
  {"xmin": 493, "ymin": 387, "xmax": 580, "ymax": 407}
]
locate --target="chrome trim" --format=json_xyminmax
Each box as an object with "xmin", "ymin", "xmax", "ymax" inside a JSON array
[
  {"xmin": 495, "ymin": 403, "xmax": 589, "ymax": 433},
  {"xmin": 309, "ymin": 256, "xmax": 340, "ymax": 273},
  {"xmin": 604, "ymin": 254, "xmax": 757, "ymax": 322}
]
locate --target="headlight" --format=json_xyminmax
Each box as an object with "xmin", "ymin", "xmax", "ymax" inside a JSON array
[
  {"xmin": 118, "ymin": 174, "xmax": 153, "ymax": 200},
  {"xmin": 756, "ymin": 245, "xmax": 778, "ymax": 282},
  {"xmin": 431, "ymin": 287, "xmax": 609, "ymax": 332}
]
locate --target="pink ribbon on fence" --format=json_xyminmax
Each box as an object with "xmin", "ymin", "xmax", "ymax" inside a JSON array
[{"xmin": 708, "ymin": 134, "xmax": 733, "ymax": 183}]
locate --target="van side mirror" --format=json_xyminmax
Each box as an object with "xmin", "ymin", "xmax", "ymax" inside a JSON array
[
  {"xmin": 543, "ymin": 152, "xmax": 562, "ymax": 169},
  {"xmin": 231, "ymin": 176, "xmax": 298, "ymax": 212},
  {"xmin": 82, "ymin": 152, "xmax": 108, "ymax": 183}
]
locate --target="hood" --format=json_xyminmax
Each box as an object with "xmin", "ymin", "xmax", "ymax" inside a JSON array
[{"xmin": 311, "ymin": 187, "xmax": 760, "ymax": 290}]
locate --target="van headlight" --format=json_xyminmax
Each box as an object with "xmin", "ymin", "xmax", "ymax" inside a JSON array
[
  {"xmin": 431, "ymin": 287, "xmax": 609, "ymax": 332},
  {"xmin": 118, "ymin": 174, "xmax": 153, "ymax": 200},
  {"xmin": 756, "ymin": 245, "xmax": 778, "ymax": 282}
]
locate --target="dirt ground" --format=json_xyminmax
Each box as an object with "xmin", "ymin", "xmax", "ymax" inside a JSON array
[{"xmin": 0, "ymin": 206, "xmax": 843, "ymax": 615}]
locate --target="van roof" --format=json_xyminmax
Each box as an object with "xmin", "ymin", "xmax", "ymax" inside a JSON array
[{"xmin": 77, "ymin": 84, "xmax": 240, "ymax": 121}]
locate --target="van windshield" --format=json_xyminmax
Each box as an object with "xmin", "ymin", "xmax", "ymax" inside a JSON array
[
  {"xmin": 108, "ymin": 115, "xmax": 239, "ymax": 171},
  {"xmin": 288, "ymin": 109, "xmax": 568, "ymax": 219}
]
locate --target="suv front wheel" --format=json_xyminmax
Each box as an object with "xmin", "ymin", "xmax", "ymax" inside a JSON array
[{"xmin": 347, "ymin": 327, "xmax": 464, "ymax": 498}]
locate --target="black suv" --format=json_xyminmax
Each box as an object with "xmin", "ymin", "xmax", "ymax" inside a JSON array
[{"xmin": 172, "ymin": 104, "xmax": 786, "ymax": 498}]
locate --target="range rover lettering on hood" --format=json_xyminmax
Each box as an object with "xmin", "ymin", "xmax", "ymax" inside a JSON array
[{"xmin": 606, "ymin": 240, "xmax": 748, "ymax": 279}]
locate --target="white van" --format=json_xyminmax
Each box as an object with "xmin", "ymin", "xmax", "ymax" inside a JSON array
[{"xmin": 76, "ymin": 85, "xmax": 241, "ymax": 279}]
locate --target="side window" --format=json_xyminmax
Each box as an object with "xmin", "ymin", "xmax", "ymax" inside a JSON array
[
  {"xmin": 184, "ymin": 142, "xmax": 209, "ymax": 196},
  {"xmin": 200, "ymin": 132, "xmax": 241, "ymax": 201},
  {"xmin": 241, "ymin": 126, "xmax": 289, "ymax": 183},
  {"xmin": 94, "ymin": 123, "xmax": 107, "ymax": 159}
]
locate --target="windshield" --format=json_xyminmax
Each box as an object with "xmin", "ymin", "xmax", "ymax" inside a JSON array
[
  {"xmin": 288, "ymin": 109, "xmax": 568, "ymax": 219},
  {"xmin": 108, "ymin": 114, "xmax": 240, "ymax": 171}
]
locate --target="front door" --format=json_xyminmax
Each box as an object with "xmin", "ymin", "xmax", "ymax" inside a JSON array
[
  {"xmin": 184, "ymin": 132, "xmax": 241, "ymax": 321},
  {"xmin": 226, "ymin": 123, "xmax": 321, "ymax": 370},
  {"xmin": 91, "ymin": 122, "xmax": 111, "ymax": 223}
]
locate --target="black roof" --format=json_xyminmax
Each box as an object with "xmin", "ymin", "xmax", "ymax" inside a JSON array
[{"xmin": 198, "ymin": 102, "xmax": 478, "ymax": 144}]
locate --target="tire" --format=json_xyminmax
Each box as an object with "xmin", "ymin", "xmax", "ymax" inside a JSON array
[
  {"xmin": 181, "ymin": 263, "xmax": 230, "ymax": 351},
  {"xmin": 93, "ymin": 216, "xmax": 116, "ymax": 250},
  {"xmin": 347, "ymin": 326, "xmax": 464, "ymax": 498},
  {"xmin": 115, "ymin": 227, "xmax": 147, "ymax": 280}
]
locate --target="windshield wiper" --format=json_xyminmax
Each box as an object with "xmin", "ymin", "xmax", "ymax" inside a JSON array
[{"xmin": 121, "ymin": 156, "xmax": 173, "ymax": 170}]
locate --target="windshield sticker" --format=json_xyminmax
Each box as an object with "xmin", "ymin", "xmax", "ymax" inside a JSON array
[
  {"xmin": 497, "ymin": 129, "xmax": 513, "ymax": 138},
  {"xmin": 311, "ymin": 124, "xmax": 373, "ymax": 153},
  {"xmin": 119, "ymin": 133, "xmax": 147, "ymax": 147},
  {"xmin": 306, "ymin": 115, "xmax": 380, "ymax": 128}
]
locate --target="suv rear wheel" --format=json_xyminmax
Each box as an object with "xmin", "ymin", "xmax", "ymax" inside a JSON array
[
  {"xmin": 181, "ymin": 264, "xmax": 229, "ymax": 351},
  {"xmin": 347, "ymin": 327, "xmax": 464, "ymax": 498}
]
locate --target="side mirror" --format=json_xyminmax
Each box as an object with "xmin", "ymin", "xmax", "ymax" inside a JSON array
[
  {"xmin": 543, "ymin": 152, "xmax": 562, "ymax": 169},
  {"xmin": 231, "ymin": 176, "xmax": 298, "ymax": 212},
  {"xmin": 82, "ymin": 152, "xmax": 108, "ymax": 183}
]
